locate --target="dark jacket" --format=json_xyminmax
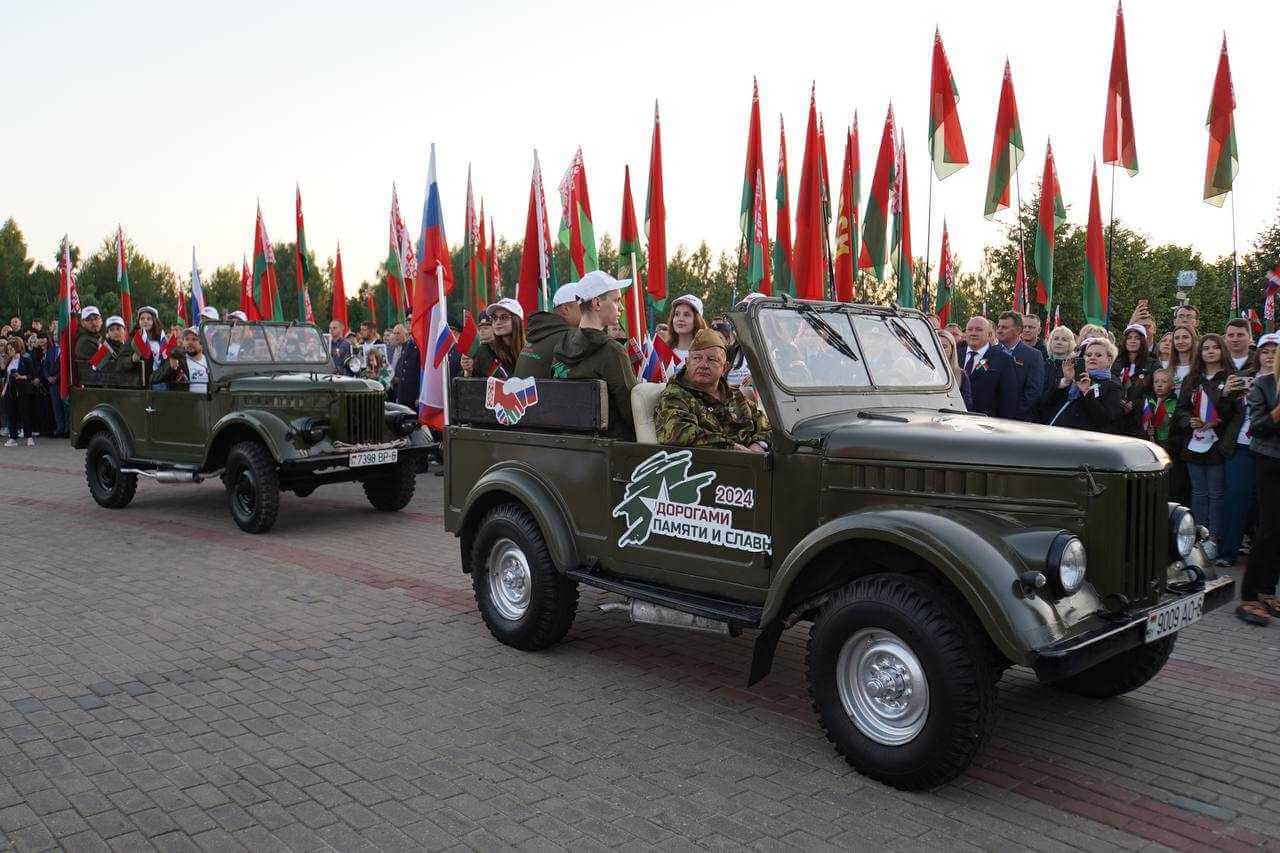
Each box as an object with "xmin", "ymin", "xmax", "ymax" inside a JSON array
[
  {"xmin": 37, "ymin": 344, "xmax": 59, "ymax": 390},
  {"xmin": 956, "ymin": 344, "xmax": 1019, "ymax": 419},
  {"xmin": 1037, "ymin": 356, "xmax": 1068, "ymax": 423},
  {"xmin": 957, "ymin": 371, "xmax": 973, "ymax": 411},
  {"xmin": 2, "ymin": 353, "xmax": 35, "ymax": 398},
  {"xmin": 151, "ymin": 356, "xmax": 190, "ymax": 389},
  {"xmin": 74, "ymin": 327, "xmax": 103, "ymax": 362},
  {"xmin": 554, "ymin": 327, "xmax": 638, "ymax": 440},
  {"xmin": 329, "ymin": 337, "xmax": 352, "ymax": 373},
  {"xmin": 394, "ymin": 337, "xmax": 421, "ymax": 408},
  {"xmin": 1111, "ymin": 354, "xmax": 1160, "ymax": 438},
  {"xmin": 1003, "ymin": 340, "xmax": 1045, "ymax": 421},
  {"xmin": 1043, "ymin": 376, "xmax": 1126, "ymax": 433},
  {"xmin": 514, "ymin": 312, "xmax": 572, "ymax": 380},
  {"xmin": 1217, "ymin": 364, "xmax": 1257, "ymax": 460},
  {"xmin": 1247, "ymin": 373, "xmax": 1280, "ymax": 460},
  {"xmin": 471, "ymin": 342, "xmax": 514, "ymax": 379},
  {"xmin": 1175, "ymin": 368, "xmax": 1236, "ymax": 465}
]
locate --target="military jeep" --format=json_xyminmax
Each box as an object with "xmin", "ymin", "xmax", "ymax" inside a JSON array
[
  {"xmin": 444, "ymin": 298, "xmax": 1232, "ymax": 790},
  {"xmin": 70, "ymin": 321, "xmax": 432, "ymax": 533}
]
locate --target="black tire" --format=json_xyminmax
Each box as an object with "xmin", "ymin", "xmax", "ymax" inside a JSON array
[
  {"xmin": 470, "ymin": 503, "xmax": 578, "ymax": 651},
  {"xmin": 807, "ymin": 574, "xmax": 997, "ymax": 791},
  {"xmin": 1052, "ymin": 635, "xmax": 1175, "ymax": 699},
  {"xmin": 361, "ymin": 460, "xmax": 417, "ymax": 511},
  {"xmin": 85, "ymin": 432, "xmax": 137, "ymax": 509},
  {"xmin": 223, "ymin": 441, "xmax": 280, "ymax": 534}
]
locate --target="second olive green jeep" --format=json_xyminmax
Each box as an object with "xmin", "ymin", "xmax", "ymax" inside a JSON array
[
  {"xmin": 445, "ymin": 298, "xmax": 1232, "ymax": 791},
  {"xmin": 71, "ymin": 321, "xmax": 433, "ymax": 533}
]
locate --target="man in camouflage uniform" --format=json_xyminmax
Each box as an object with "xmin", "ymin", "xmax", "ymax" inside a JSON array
[{"xmin": 655, "ymin": 328, "xmax": 770, "ymax": 452}]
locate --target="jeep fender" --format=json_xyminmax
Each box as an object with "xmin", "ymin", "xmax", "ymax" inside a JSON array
[
  {"xmin": 764, "ymin": 507, "xmax": 1071, "ymax": 666},
  {"xmin": 457, "ymin": 464, "xmax": 579, "ymax": 574},
  {"xmin": 204, "ymin": 410, "xmax": 291, "ymax": 467},
  {"xmin": 73, "ymin": 406, "xmax": 135, "ymax": 458}
]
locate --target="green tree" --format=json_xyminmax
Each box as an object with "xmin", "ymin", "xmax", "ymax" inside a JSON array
[{"xmin": 77, "ymin": 234, "xmax": 180, "ymax": 324}]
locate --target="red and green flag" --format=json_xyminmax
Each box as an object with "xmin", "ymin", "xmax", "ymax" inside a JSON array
[
  {"xmin": 294, "ymin": 185, "xmax": 314, "ymax": 323},
  {"xmin": 645, "ymin": 104, "xmax": 668, "ymax": 311},
  {"xmin": 457, "ymin": 310, "xmax": 481, "ymax": 358},
  {"xmin": 859, "ymin": 104, "xmax": 896, "ymax": 283},
  {"xmin": 252, "ymin": 203, "xmax": 283, "ymax": 321},
  {"xmin": 792, "ymin": 86, "xmax": 826, "ymax": 300},
  {"xmin": 330, "ymin": 243, "xmax": 346, "ymax": 333},
  {"xmin": 116, "ymin": 226, "xmax": 133, "ymax": 322},
  {"xmin": 984, "ymin": 60, "xmax": 1024, "ymax": 219},
  {"xmin": 739, "ymin": 79, "xmax": 771, "ymax": 293},
  {"xmin": 891, "ymin": 132, "xmax": 915, "ymax": 308},
  {"xmin": 745, "ymin": 167, "xmax": 769, "ymax": 298},
  {"xmin": 772, "ymin": 115, "xmax": 793, "ymax": 297},
  {"xmin": 57, "ymin": 237, "xmax": 80, "ymax": 396},
  {"xmin": 1033, "ymin": 142, "xmax": 1065, "ymax": 307},
  {"xmin": 833, "ymin": 124, "xmax": 857, "ymax": 302},
  {"xmin": 488, "ymin": 217, "xmax": 502, "ymax": 301},
  {"xmin": 462, "ymin": 168, "xmax": 483, "ymax": 318},
  {"xmin": 558, "ymin": 147, "xmax": 598, "ymax": 280},
  {"xmin": 517, "ymin": 150, "xmax": 555, "ymax": 316},
  {"xmin": 239, "ymin": 253, "xmax": 260, "ymax": 322},
  {"xmin": 1203, "ymin": 35, "xmax": 1238, "ymax": 207},
  {"xmin": 384, "ymin": 185, "xmax": 409, "ymax": 324},
  {"xmin": 619, "ymin": 164, "xmax": 647, "ymax": 362},
  {"xmin": 1103, "ymin": 2, "xmax": 1139, "ymax": 175},
  {"xmin": 475, "ymin": 199, "xmax": 490, "ymax": 308},
  {"xmin": 1082, "ymin": 162, "xmax": 1110, "ymax": 325},
  {"xmin": 935, "ymin": 221, "xmax": 954, "ymax": 326},
  {"xmin": 929, "ymin": 28, "xmax": 969, "ymax": 180}
]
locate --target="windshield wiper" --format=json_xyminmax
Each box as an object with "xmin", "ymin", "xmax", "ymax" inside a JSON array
[
  {"xmin": 794, "ymin": 304, "xmax": 860, "ymax": 362},
  {"xmin": 885, "ymin": 317, "xmax": 935, "ymax": 369}
]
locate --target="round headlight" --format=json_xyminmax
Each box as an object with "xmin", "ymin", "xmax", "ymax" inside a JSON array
[
  {"xmin": 1047, "ymin": 533, "xmax": 1087, "ymax": 595},
  {"xmin": 302, "ymin": 418, "xmax": 328, "ymax": 444},
  {"xmin": 1170, "ymin": 507, "xmax": 1196, "ymax": 560}
]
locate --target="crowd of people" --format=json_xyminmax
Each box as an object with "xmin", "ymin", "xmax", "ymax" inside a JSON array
[{"xmin": 5, "ymin": 284, "xmax": 1278, "ymax": 627}]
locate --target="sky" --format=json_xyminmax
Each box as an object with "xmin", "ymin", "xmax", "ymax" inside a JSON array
[{"xmin": 4, "ymin": 0, "xmax": 1279, "ymax": 291}]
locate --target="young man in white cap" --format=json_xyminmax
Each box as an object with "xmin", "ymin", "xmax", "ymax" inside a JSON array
[
  {"xmin": 199, "ymin": 306, "xmax": 220, "ymax": 323},
  {"xmin": 74, "ymin": 306, "xmax": 104, "ymax": 362},
  {"xmin": 553, "ymin": 270, "xmax": 638, "ymax": 440},
  {"xmin": 99, "ymin": 316, "xmax": 136, "ymax": 383},
  {"xmin": 514, "ymin": 282, "xmax": 580, "ymax": 380}
]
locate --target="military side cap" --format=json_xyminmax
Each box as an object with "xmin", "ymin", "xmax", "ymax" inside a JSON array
[{"xmin": 689, "ymin": 328, "xmax": 727, "ymax": 352}]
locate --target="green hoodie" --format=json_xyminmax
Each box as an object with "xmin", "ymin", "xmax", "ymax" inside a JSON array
[
  {"xmin": 514, "ymin": 311, "xmax": 571, "ymax": 380},
  {"xmin": 553, "ymin": 326, "xmax": 638, "ymax": 440}
]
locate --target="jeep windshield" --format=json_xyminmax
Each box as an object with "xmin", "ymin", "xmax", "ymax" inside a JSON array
[
  {"xmin": 204, "ymin": 323, "xmax": 329, "ymax": 366},
  {"xmin": 757, "ymin": 305, "xmax": 950, "ymax": 391}
]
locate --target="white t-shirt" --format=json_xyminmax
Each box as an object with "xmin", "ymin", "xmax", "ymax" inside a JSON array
[
  {"xmin": 1232, "ymin": 354, "xmax": 1249, "ymax": 370},
  {"xmin": 1173, "ymin": 363, "xmax": 1191, "ymax": 391},
  {"xmin": 186, "ymin": 355, "xmax": 209, "ymax": 393}
]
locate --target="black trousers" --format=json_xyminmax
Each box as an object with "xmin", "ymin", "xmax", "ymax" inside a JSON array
[
  {"xmin": 2, "ymin": 392, "xmax": 34, "ymax": 439},
  {"xmin": 1241, "ymin": 452, "xmax": 1280, "ymax": 601}
]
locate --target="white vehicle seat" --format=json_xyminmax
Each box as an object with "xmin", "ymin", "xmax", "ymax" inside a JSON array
[{"xmin": 631, "ymin": 382, "xmax": 667, "ymax": 444}]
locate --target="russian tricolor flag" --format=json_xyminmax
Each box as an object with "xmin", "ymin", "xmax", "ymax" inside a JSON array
[
  {"xmin": 190, "ymin": 248, "xmax": 206, "ymax": 323},
  {"xmin": 414, "ymin": 145, "xmax": 454, "ymax": 430},
  {"xmin": 1194, "ymin": 387, "xmax": 1219, "ymax": 427}
]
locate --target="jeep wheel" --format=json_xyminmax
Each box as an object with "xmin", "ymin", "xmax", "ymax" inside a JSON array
[
  {"xmin": 361, "ymin": 460, "xmax": 416, "ymax": 512},
  {"xmin": 224, "ymin": 441, "xmax": 280, "ymax": 534},
  {"xmin": 85, "ymin": 432, "xmax": 137, "ymax": 509},
  {"xmin": 471, "ymin": 503, "xmax": 578, "ymax": 651},
  {"xmin": 807, "ymin": 575, "xmax": 996, "ymax": 791},
  {"xmin": 1052, "ymin": 636, "xmax": 1175, "ymax": 699}
]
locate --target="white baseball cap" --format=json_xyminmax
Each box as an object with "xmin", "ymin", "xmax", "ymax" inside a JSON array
[
  {"xmin": 1258, "ymin": 333, "xmax": 1280, "ymax": 349},
  {"xmin": 736, "ymin": 292, "xmax": 768, "ymax": 308},
  {"xmin": 104, "ymin": 315, "xmax": 125, "ymax": 329},
  {"xmin": 200, "ymin": 306, "xmax": 220, "ymax": 320},
  {"xmin": 552, "ymin": 282, "xmax": 580, "ymax": 308},
  {"xmin": 80, "ymin": 306, "xmax": 101, "ymax": 320},
  {"xmin": 137, "ymin": 305, "xmax": 159, "ymax": 319},
  {"xmin": 228, "ymin": 310, "xmax": 248, "ymax": 322},
  {"xmin": 671, "ymin": 294, "xmax": 704, "ymax": 316},
  {"xmin": 575, "ymin": 270, "xmax": 631, "ymax": 302},
  {"xmin": 487, "ymin": 297, "xmax": 524, "ymax": 321},
  {"xmin": 1122, "ymin": 323, "xmax": 1148, "ymax": 339}
]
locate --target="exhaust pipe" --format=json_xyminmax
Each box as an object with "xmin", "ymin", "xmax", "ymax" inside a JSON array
[
  {"xmin": 121, "ymin": 469, "xmax": 204, "ymax": 484},
  {"xmin": 599, "ymin": 599, "xmax": 731, "ymax": 635}
]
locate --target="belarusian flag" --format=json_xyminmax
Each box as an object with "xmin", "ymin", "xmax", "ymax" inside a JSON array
[
  {"xmin": 1082, "ymin": 162, "xmax": 1110, "ymax": 325},
  {"xmin": 745, "ymin": 167, "xmax": 769, "ymax": 299},
  {"xmin": 456, "ymin": 310, "xmax": 481, "ymax": 358},
  {"xmin": 116, "ymin": 226, "xmax": 133, "ymax": 322},
  {"xmin": 792, "ymin": 85, "xmax": 826, "ymax": 300},
  {"xmin": 462, "ymin": 168, "xmax": 481, "ymax": 318},
  {"xmin": 619, "ymin": 164, "xmax": 647, "ymax": 363},
  {"xmin": 1103, "ymin": 2, "xmax": 1139, "ymax": 175},
  {"xmin": 475, "ymin": 199, "xmax": 490, "ymax": 310},
  {"xmin": 57, "ymin": 238, "xmax": 80, "ymax": 397},
  {"xmin": 1033, "ymin": 142, "xmax": 1065, "ymax": 306},
  {"xmin": 833, "ymin": 124, "xmax": 857, "ymax": 302},
  {"xmin": 1203, "ymin": 35, "xmax": 1238, "ymax": 207},
  {"xmin": 773, "ymin": 115, "xmax": 794, "ymax": 297},
  {"xmin": 396, "ymin": 197, "xmax": 417, "ymax": 308},
  {"xmin": 929, "ymin": 28, "xmax": 968, "ymax": 179},
  {"xmin": 89, "ymin": 340, "xmax": 112, "ymax": 370},
  {"xmin": 385, "ymin": 185, "xmax": 408, "ymax": 324},
  {"xmin": 239, "ymin": 254, "xmax": 260, "ymax": 322},
  {"xmin": 488, "ymin": 217, "xmax": 502, "ymax": 301},
  {"xmin": 252, "ymin": 203, "xmax": 282, "ymax": 321},
  {"xmin": 558, "ymin": 147, "xmax": 599, "ymax": 280},
  {"xmin": 330, "ymin": 244, "xmax": 346, "ymax": 333},
  {"xmin": 645, "ymin": 103, "xmax": 668, "ymax": 312},
  {"xmin": 517, "ymin": 150, "xmax": 555, "ymax": 316},
  {"xmin": 984, "ymin": 60, "xmax": 1025, "ymax": 219},
  {"xmin": 739, "ymin": 79, "xmax": 771, "ymax": 293},
  {"xmin": 859, "ymin": 104, "xmax": 896, "ymax": 283},
  {"xmin": 1012, "ymin": 246, "xmax": 1028, "ymax": 314},
  {"xmin": 935, "ymin": 221, "xmax": 955, "ymax": 326},
  {"xmin": 890, "ymin": 132, "xmax": 915, "ymax": 308},
  {"xmin": 294, "ymin": 185, "xmax": 313, "ymax": 322}
]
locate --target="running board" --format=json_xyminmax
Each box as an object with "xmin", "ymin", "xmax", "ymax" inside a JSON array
[{"xmin": 565, "ymin": 568, "xmax": 763, "ymax": 628}]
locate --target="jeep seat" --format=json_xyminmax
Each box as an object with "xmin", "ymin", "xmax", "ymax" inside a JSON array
[{"xmin": 631, "ymin": 382, "xmax": 667, "ymax": 444}]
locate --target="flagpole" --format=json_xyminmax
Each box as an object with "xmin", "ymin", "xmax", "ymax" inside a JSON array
[
  {"xmin": 630, "ymin": 251, "xmax": 645, "ymax": 378},
  {"xmin": 923, "ymin": 165, "xmax": 936, "ymax": 318},
  {"xmin": 1230, "ymin": 189, "xmax": 1240, "ymax": 325},
  {"xmin": 437, "ymin": 263, "xmax": 450, "ymax": 427},
  {"xmin": 1106, "ymin": 162, "xmax": 1116, "ymax": 325}
]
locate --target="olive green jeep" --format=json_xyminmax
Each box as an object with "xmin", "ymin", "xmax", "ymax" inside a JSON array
[
  {"xmin": 444, "ymin": 298, "xmax": 1232, "ymax": 790},
  {"xmin": 70, "ymin": 321, "xmax": 433, "ymax": 533}
]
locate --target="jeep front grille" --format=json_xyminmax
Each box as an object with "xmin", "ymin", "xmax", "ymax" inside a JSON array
[
  {"xmin": 1084, "ymin": 470, "xmax": 1168, "ymax": 607},
  {"xmin": 340, "ymin": 392, "xmax": 385, "ymax": 445}
]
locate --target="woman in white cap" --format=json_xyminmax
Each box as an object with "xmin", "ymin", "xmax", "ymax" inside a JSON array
[
  {"xmin": 1111, "ymin": 323, "xmax": 1159, "ymax": 438},
  {"xmin": 661, "ymin": 294, "xmax": 707, "ymax": 362},
  {"xmin": 464, "ymin": 298, "xmax": 525, "ymax": 379},
  {"xmin": 129, "ymin": 306, "xmax": 164, "ymax": 385}
]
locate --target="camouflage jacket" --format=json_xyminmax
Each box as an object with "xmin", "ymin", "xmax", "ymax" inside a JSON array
[{"xmin": 655, "ymin": 370, "xmax": 770, "ymax": 449}]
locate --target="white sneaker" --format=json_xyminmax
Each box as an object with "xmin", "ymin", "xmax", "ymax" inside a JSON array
[
  {"xmin": 25, "ymin": 437, "xmax": 34, "ymax": 447},
  {"xmin": 3, "ymin": 439, "xmax": 16, "ymax": 447}
]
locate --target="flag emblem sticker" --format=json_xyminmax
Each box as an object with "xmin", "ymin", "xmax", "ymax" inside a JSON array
[{"xmin": 484, "ymin": 376, "xmax": 539, "ymax": 426}]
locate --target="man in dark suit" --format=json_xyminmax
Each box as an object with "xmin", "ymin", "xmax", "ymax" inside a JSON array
[
  {"xmin": 957, "ymin": 316, "xmax": 1019, "ymax": 419},
  {"xmin": 995, "ymin": 311, "xmax": 1046, "ymax": 421}
]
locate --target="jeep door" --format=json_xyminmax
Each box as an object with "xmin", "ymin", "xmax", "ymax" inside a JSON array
[
  {"xmin": 607, "ymin": 443, "xmax": 773, "ymax": 602},
  {"xmin": 146, "ymin": 389, "xmax": 208, "ymax": 462}
]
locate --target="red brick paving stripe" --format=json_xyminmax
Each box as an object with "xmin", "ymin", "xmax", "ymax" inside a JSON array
[
  {"xmin": 1162, "ymin": 658, "xmax": 1280, "ymax": 700},
  {"xmin": 0, "ymin": 461, "xmax": 81, "ymax": 476}
]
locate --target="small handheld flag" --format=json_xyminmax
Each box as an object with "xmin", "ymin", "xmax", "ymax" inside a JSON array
[
  {"xmin": 161, "ymin": 333, "xmax": 181, "ymax": 359},
  {"xmin": 1194, "ymin": 387, "xmax": 1219, "ymax": 426},
  {"xmin": 131, "ymin": 328, "xmax": 150, "ymax": 359},
  {"xmin": 89, "ymin": 341, "xmax": 112, "ymax": 370}
]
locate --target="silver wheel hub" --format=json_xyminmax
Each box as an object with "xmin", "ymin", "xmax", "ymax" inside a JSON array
[
  {"xmin": 487, "ymin": 539, "xmax": 532, "ymax": 621},
  {"xmin": 837, "ymin": 628, "xmax": 929, "ymax": 746}
]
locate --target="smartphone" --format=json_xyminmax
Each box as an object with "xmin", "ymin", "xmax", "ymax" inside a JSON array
[{"xmin": 1074, "ymin": 356, "xmax": 1087, "ymax": 376}]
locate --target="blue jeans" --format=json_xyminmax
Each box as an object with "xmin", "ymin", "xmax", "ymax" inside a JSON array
[
  {"xmin": 1188, "ymin": 462, "xmax": 1227, "ymax": 540},
  {"xmin": 1220, "ymin": 446, "xmax": 1255, "ymax": 561}
]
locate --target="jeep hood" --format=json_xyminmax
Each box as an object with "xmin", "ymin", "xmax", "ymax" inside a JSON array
[
  {"xmin": 801, "ymin": 409, "xmax": 1167, "ymax": 472},
  {"xmin": 227, "ymin": 373, "xmax": 383, "ymax": 393}
]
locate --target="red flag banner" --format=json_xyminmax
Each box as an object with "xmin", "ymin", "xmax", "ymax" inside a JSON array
[
  {"xmin": 792, "ymin": 86, "xmax": 826, "ymax": 300},
  {"xmin": 929, "ymin": 28, "xmax": 969, "ymax": 180},
  {"xmin": 646, "ymin": 103, "xmax": 668, "ymax": 306},
  {"xmin": 1103, "ymin": 2, "xmax": 1139, "ymax": 175},
  {"xmin": 1082, "ymin": 162, "xmax": 1110, "ymax": 325},
  {"xmin": 517, "ymin": 151, "xmax": 554, "ymax": 316},
  {"xmin": 833, "ymin": 125, "xmax": 856, "ymax": 301},
  {"xmin": 331, "ymin": 244, "xmax": 347, "ymax": 333},
  {"xmin": 739, "ymin": 79, "xmax": 771, "ymax": 293},
  {"xmin": 984, "ymin": 60, "xmax": 1025, "ymax": 219},
  {"xmin": 859, "ymin": 104, "xmax": 896, "ymax": 283},
  {"xmin": 1203, "ymin": 35, "xmax": 1238, "ymax": 207},
  {"xmin": 773, "ymin": 116, "xmax": 793, "ymax": 297}
]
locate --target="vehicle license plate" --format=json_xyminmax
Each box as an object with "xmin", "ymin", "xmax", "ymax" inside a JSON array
[
  {"xmin": 1145, "ymin": 593, "xmax": 1204, "ymax": 643},
  {"xmin": 349, "ymin": 449, "xmax": 398, "ymax": 468}
]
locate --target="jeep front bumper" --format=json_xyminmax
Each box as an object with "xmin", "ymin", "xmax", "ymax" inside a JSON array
[{"xmin": 1029, "ymin": 575, "xmax": 1234, "ymax": 682}]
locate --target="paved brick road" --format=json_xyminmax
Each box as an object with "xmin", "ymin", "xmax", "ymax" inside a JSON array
[{"xmin": 0, "ymin": 441, "xmax": 1278, "ymax": 851}]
